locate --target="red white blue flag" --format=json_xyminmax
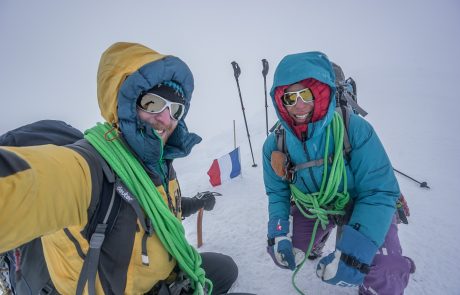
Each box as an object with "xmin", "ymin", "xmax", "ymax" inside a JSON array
[{"xmin": 207, "ymin": 147, "xmax": 241, "ymax": 187}]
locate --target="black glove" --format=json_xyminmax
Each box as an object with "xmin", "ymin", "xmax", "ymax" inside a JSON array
[
  {"xmin": 181, "ymin": 191, "xmax": 221, "ymax": 217},
  {"xmin": 196, "ymin": 191, "xmax": 217, "ymax": 211}
]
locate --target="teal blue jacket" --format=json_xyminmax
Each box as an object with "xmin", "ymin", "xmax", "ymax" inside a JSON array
[{"xmin": 263, "ymin": 52, "xmax": 400, "ymax": 246}]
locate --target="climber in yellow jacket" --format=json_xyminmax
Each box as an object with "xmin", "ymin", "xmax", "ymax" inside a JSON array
[{"xmin": 0, "ymin": 42, "xmax": 246, "ymax": 295}]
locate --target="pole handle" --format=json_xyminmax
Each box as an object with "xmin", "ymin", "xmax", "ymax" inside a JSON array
[
  {"xmin": 231, "ymin": 61, "xmax": 241, "ymax": 79},
  {"xmin": 262, "ymin": 59, "xmax": 269, "ymax": 76}
]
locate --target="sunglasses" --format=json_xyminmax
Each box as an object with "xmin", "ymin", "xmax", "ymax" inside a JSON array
[
  {"xmin": 137, "ymin": 93, "xmax": 185, "ymax": 121},
  {"xmin": 282, "ymin": 88, "xmax": 314, "ymax": 106}
]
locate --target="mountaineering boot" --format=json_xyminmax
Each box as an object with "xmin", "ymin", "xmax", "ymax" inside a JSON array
[{"xmin": 406, "ymin": 256, "xmax": 416, "ymax": 274}]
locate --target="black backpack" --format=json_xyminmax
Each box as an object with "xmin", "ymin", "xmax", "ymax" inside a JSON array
[{"xmin": 0, "ymin": 120, "xmax": 124, "ymax": 295}]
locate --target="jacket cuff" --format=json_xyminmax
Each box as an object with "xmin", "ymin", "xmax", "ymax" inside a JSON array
[
  {"xmin": 268, "ymin": 218, "xmax": 290, "ymax": 238},
  {"xmin": 337, "ymin": 225, "xmax": 378, "ymax": 265}
]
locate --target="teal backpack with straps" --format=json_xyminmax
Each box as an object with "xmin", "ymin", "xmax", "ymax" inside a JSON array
[{"xmin": 0, "ymin": 120, "xmax": 154, "ymax": 295}]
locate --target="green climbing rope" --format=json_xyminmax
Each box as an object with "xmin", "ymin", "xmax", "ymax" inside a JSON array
[
  {"xmin": 290, "ymin": 112, "xmax": 351, "ymax": 295},
  {"xmin": 84, "ymin": 122, "xmax": 212, "ymax": 295}
]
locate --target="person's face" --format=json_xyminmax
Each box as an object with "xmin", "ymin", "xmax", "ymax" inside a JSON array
[
  {"xmin": 284, "ymin": 83, "xmax": 315, "ymax": 125},
  {"xmin": 137, "ymin": 107, "xmax": 179, "ymax": 144}
]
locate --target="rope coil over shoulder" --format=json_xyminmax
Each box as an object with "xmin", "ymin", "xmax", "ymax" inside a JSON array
[
  {"xmin": 290, "ymin": 112, "xmax": 351, "ymax": 295},
  {"xmin": 84, "ymin": 123, "xmax": 212, "ymax": 295}
]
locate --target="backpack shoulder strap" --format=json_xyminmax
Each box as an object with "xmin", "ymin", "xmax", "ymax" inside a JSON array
[
  {"xmin": 336, "ymin": 107, "xmax": 352, "ymax": 160},
  {"xmin": 272, "ymin": 123, "xmax": 331, "ymax": 181},
  {"xmin": 75, "ymin": 188, "xmax": 116, "ymax": 295},
  {"xmin": 68, "ymin": 139, "xmax": 120, "ymax": 295},
  {"xmin": 113, "ymin": 179, "xmax": 154, "ymax": 266},
  {"xmin": 72, "ymin": 140, "xmax": 156, "ymax": 295},
  {"xmin": 274, "ymin": 123, "xmax": 286, "ymax": 154}
]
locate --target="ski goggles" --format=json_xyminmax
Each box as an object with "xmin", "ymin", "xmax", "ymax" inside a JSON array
[
  {"xmin": 137, "ymin": 93, "xmax": 185, "ymax": 121},
  {"xmin": 282, "ymin": 88, "xmax": 314, "ymax": 106}
]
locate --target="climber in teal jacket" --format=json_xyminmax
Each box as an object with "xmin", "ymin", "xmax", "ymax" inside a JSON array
[{"xmin": 263, "ymin": 51, "xmax": 414, "ymax": 293}]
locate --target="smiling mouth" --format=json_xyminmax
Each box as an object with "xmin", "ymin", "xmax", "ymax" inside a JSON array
[
  {"xmin": 155, "ymin": 129, "xmax": 165, "ymax": 135},
  {"xmin": 294, "ymin": 114, "xmax": 309, "ymax": 119}
]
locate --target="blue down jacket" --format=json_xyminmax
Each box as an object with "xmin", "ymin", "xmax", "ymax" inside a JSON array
[{"xmin": 262, "ymin": 51, "xmax": 400, "ymax": 246}]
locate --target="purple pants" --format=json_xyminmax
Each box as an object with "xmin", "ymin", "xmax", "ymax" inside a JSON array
[{"xmin": 291, "ymin": 207, "xmax": 415, "ymax": 294}]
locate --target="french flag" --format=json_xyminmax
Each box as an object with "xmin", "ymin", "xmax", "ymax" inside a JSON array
[{"xmin": 207, "ymin": 147, "xmax": 241, "ymax": 187}]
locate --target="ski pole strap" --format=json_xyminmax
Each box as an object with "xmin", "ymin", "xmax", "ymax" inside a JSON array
[
  {"xmin": 85, "ymin": 123, "xmax": 212, "ymax": 295},
  {"xmin": 341, "ymin": 253, "xmax": 371, "ymax": 274}
]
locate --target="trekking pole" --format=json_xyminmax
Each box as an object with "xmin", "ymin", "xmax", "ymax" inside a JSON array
[
  {"xmin": 262, "ymin": 59, "xmax": 269, "ymax": 137},
  {"xmin": 231, "ymin": 61, "xmax": 257, "ymax": 167},
  {"xmin": 394, "ymin": 168, "xmax": 430, "ymax": 189}
]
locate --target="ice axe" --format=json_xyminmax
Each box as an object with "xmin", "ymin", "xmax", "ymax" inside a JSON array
[{"xmin": 196, "ymin": 191, "xmax": 222, "ymax": 248}]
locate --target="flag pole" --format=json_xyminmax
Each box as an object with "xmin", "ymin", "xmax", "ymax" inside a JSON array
[{"xmin": 233, "ymin": 120, "xmax": 236, "ymax": 149}]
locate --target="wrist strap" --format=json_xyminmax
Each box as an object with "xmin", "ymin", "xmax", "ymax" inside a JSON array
[
  {"xmin": 267, "ymin": 236, "xmax": 290, "ymax": 247},
  {"xmin": 267, "ymin": 238, "xmax": 275, "ymax": 246},
  {"xmin": 340, "ymin": 253, "xmax": 371, "ymax": 274}
]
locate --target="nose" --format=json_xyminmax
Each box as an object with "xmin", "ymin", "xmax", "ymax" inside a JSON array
[
  {"xmin": 295, "ymin": 97, "xmax": 314, "ymax": 111},
  {"xmin": 151, "ymin": 107, "xmax": 172, "ymax": 125}
]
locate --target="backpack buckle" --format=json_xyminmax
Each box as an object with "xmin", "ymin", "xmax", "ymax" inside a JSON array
[{"xmin": 39, "ymin": 283, "xmax": 57, "ymax": 295}]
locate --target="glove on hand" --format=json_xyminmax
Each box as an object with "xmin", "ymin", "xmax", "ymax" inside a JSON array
[
  {"xmin": 316, "ymin": 225, "xmax": 378, "ymax": 287},
  {"xmin": 396, "ymin": 194, "xmax": 410, "ymax": 224},
  {"xmin": 267, "ymin": 219, "xmax": 304, "ymax": 270},
  {"xmin": 193, "ymin": 191, "xmax": 217, "ymax": 211}
]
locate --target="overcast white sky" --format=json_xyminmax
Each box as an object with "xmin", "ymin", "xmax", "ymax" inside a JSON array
[{"xmin": 1, "ymin": 0, "xmax": 459, "ymax": 145}]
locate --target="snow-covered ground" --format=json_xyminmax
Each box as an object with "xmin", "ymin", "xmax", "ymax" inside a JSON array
[{"xmin": 176, "ymin": 96, "xmax": 459, "ymax": 294}]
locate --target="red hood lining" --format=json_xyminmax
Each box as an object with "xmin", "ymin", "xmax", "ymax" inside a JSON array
[{"xmin": 274, "ymin": 78, "xmax": 331, "ymax": 139}]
